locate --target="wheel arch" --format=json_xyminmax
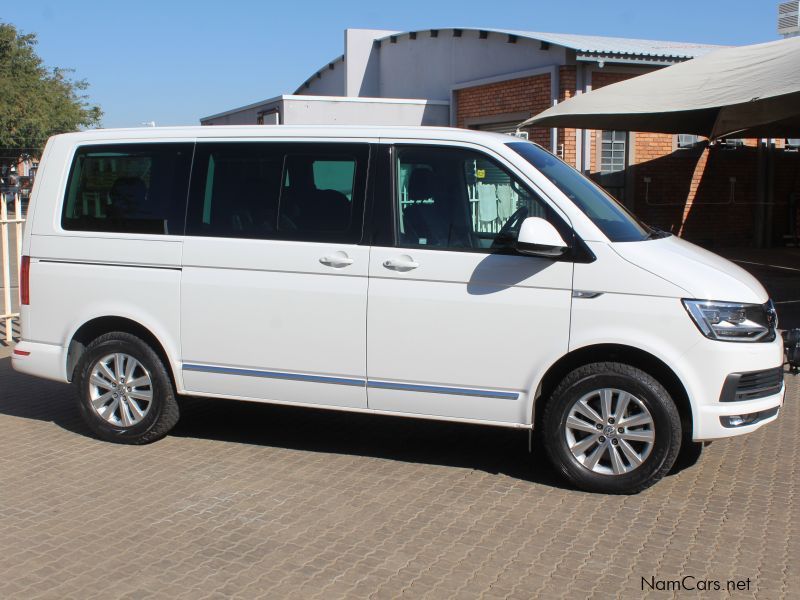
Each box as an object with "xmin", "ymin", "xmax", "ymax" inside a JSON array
[
  {"xmin": 66, "ymin": 316, "xmax": 177, "ymax": 386},
  {"xmin": 532, "ymin": 343, "xmax": 692, "ymax": 439}
]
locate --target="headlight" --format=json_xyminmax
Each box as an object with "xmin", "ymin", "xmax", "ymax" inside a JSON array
[{"xmin": 682, "ymin": 299, "xmax": 776, "ymax": 342}]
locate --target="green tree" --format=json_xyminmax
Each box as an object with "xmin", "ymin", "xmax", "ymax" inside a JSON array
[{"xmin": 0, "ymin": 22, "xmax": 101, "ymax": 166}]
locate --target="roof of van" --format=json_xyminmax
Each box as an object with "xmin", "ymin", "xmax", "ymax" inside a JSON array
[{"xmin": 50, "ymin": 125, "xmax": 522, "ymax": 144}]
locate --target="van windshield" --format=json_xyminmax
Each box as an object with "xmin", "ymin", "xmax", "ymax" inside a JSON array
[{"xmin": 507, "ymin": 141, "xmax": 655, "ymax": 242}]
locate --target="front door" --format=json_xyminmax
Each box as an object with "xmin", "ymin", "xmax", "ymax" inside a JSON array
[
  {"xmin": 181, "ymin": 141, "xmax": 372, "ymax": 409},
  {"xmin": 367, "ymin": 144, "xmax": 573, "ymax": 424}
]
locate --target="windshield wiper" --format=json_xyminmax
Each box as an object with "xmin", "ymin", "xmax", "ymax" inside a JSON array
[{"xmin": 645, "ymin": 227, "xmax": 671, "ymax": 240}]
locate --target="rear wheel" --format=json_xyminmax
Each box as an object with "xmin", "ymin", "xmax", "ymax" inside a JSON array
[
  {"xmin": 542, "ymin": 362, "xmax": 681, "ymax": 494},
  {"xmin": 74, "ymin": 332, "xmax": 179, "ymax": 444}
]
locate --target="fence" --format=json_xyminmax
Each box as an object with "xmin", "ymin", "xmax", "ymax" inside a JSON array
[{"xmin": 1, "ymin": 191, "xmax": 24, "ymax": 344}]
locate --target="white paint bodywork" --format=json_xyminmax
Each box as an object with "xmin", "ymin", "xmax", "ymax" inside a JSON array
[
  {"xmin": 12, "ymin": 125, "xmax": 785, "ymax": 442},
  {"xmin": 180, "ymin": 237, "xmax": 370, "ymax": 409},
  {"xmin": 517, "ymin": 216, "xmax": 568, "ymax": 249}
]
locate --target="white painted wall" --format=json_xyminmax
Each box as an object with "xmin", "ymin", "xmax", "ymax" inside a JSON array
[
  {"xmin": 377, "ymin": 30, "xmax": 566, "ymax": 100},
  {"xmin": 201, "ymin": 98, "xmax": 282, "ymax": 125},
  {"xmin": 299, "ymin": 57, "xmax": 346, "ymax": 96},
  {"xmin": 202, "ymin": 96, "xmax": 449, "ymax": 127},
  {"xmin": 283, "ymin": 97, "xmax": 448, "ymax": 126},
  {"xmin": 344, "ymin": 29, "xmax": 398, "ymax": 96}
]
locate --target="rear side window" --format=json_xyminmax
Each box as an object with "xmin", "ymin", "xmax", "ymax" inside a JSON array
[
  {"xmin": 62, "ymin": 143, "xmax": 193, "ymax": 234},
  {"xmin": 186, "ymin": 142, "xmax": 368, "ymax": 243}
]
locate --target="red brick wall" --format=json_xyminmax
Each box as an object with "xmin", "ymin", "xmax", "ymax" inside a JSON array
[
  {"xmin": 557, "ymin": 66, "xmax": 577, "ymax": 166},
  {"xmin": 455, "ymin": 73, "xmax": 551, "ymax": 147}
]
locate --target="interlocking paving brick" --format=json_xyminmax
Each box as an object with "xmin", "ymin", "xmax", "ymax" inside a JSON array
[{"xmin": 0, "ymin": 354, "xmax": 797, "ymax": 599}]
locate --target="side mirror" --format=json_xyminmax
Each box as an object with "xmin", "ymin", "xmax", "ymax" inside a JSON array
[{"xmin": 515, "ymin": 217, "xmax": 569, "ymax": 258}]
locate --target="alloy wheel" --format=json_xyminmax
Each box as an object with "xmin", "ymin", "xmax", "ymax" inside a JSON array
[
  {"xmin": 88, "ymin": 353, "xmax": 153, "ymax": 427},
  {"xmin": 564, "ymin": 388, "xmax": 655, "ymax": 475}
]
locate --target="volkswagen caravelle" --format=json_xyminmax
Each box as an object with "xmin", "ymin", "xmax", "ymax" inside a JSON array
[{"xmin": 12, "ymin": 126, "xmax": 785, "ymax": 494}]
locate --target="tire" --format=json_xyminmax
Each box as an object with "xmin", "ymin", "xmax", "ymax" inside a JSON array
[
  {"xmin": 541, "ymin": 362, "xmax": 681, "ymax": 494},
  {"xmin": 73, "ymin": 332, "xmax": 179, "ymax": 444}
]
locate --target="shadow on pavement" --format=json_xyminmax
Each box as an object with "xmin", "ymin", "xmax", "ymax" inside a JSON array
[
  {"xmin": 0, "ymin": 358, "xmax": 573, "ymax": 490},
  {"xmin": 175, "ymin": 393, "xmax": 580, "ymax": 489},
  {"xmin": 1, "ymin": 352, "xmax": 712, "ymax": 491}
]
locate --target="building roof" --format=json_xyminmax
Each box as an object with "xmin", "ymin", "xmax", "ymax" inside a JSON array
[
  {"xmin": 483, "ymin": 29, "xmax": 724, "ymax": 59},
  {"xmin": 293, "ymin": 28, "xmax": 725, "ymax": 92}
]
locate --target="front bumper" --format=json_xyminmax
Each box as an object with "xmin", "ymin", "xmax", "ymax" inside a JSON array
[
  {"xmin": 694, "ymin": 386, "xmax": 784, "ymax": 440},
  {"xmin": 683, "ymin": 335, "xmax": 786, "ymax": 441}
]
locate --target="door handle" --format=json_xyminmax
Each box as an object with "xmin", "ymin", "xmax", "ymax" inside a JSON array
[
  {"xmin": 383, "ymin": 256, "xmax": 419, "ymax": 271},
  {"xmin": 319, "ymin": 252, "xmax": 354, "ymax": 268}
]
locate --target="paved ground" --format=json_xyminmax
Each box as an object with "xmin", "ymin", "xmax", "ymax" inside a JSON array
[{"xmin": 0, "ymin": 349, "xmax": 797, "ymax": 599}]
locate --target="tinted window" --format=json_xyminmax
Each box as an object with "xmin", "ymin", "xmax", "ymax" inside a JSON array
[
  {"xmin": 186, "ymin": 143, "xmax": 367, "ymax": 243},
  {"xmin": 312, "ymin": 160, "xmax": 355, "ymax": 200},
  {"xmin": 396, "ymin": 145, "xmax": 555, "ymax": 252},
  {"xmin": 62, "ymin": 144, "xmax": 193, "ymax": 234},
  {"xmin": 507, "ymin": 141, "xmax": 651, "ymax": 242}
]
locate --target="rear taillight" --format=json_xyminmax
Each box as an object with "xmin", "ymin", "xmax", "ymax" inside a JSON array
[{"xmin": 20, "ymin": 255, "xmax": 30, "ymax": 305}]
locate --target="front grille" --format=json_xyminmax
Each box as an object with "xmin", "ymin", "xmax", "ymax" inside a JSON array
[{"xmin": 720, "ymin": 367, "xmax": 784, "ymax": 402}]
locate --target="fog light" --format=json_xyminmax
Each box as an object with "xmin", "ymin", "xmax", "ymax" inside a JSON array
[
  {"xmin": 720, "ymin": 407, "xmax": 780, "ymax": 428},
  {"xmin": 721, "ymin": 414, "xmax": 756, "ymax": 427}
]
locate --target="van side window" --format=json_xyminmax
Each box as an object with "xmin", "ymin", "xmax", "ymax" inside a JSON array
[
  {"xmin": 396, "ymin": 146, "xmax": 553, "ymax": 251},
  {"xmin": 186, "ymin": 143, "xmax": 368, "ymax": 243},
  {"xmin": 62, "ymin": 144, "xmax": 192, "ymax": 234}
]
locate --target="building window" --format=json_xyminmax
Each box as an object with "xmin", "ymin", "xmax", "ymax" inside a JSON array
[
  {"xmin": 786, "ymin": 138, "xmax": 800, "ymax": 151},
  {"xmin": 600, "ymin": 130, "xmax": 626, "ymax": 174},
  {"xmin": 677, "ymin": 134, "xmax": 699, "ymax": 149},
  {"xmin": 718, "ymin": 138, "xmax": 744, "ymax": 149}
]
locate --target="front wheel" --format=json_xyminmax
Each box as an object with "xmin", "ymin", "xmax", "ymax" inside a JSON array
[
  {"xmin": 542, "ymin": 362, "xmax": 681, "ymax": 494},
  {"xmin": 74, "ymin": 332, "xmax": 179, "ymax": 444}
]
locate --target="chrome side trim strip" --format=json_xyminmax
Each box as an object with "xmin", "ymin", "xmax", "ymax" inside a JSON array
[
  {"xmin": 182, "ymin": 364, "xmax": 520, "ymax": 400},
  {"xmin": 182, "ymin": 363, "xmax": 365, "ymax": 387},
  {"xmin": 368, "ymin": 380, "xmax": 519, "ymax": 400},
  {"xmin": 38, "ymin": 259, "xmax": 181, "ymax": 271}
]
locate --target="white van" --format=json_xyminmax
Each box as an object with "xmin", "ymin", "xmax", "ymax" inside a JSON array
[{"xmin": 13, "ymin": 126, "xmax": 785, "ymax": 493}]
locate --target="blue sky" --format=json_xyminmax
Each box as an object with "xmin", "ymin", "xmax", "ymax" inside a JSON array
[{"xmin": 1, "ymin": 0, "xmax": 782, "ymax": 128}]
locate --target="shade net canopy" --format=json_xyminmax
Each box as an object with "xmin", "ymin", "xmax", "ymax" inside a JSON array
[{"xmin": 521, "ymin": 36, "xmax": 800, "ymax": 139}]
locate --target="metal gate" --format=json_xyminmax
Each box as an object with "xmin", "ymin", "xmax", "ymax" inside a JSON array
[{"xmin": 1, "ymin": 192, "xmax": 24, "ymax": 344}]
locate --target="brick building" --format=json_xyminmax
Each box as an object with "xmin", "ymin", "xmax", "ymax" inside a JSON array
[{"xmin": 203, "ymin": 28, "xmax": 800, "ymax": 248}]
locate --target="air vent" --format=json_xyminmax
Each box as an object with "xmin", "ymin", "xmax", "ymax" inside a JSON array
[{"xmin": 778, "ymin": 1, "xmax": 800, "ymax": 37}]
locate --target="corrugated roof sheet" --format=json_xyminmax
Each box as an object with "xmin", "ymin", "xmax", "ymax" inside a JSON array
[
  {"xmin": 383, "ymin": 29, "xmax": 725, "ymax": 59},
  {"xmin": 504, "ymin": 30, "xmax": 724, "ymax": 58}
]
